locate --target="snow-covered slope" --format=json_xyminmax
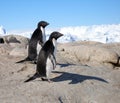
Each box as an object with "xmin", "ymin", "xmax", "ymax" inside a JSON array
[
  {"xmin": 58, "ymin": 24, "xmax": 120, "ymax": 43},
  {"xmin": 0, "ymin": 26, "xmax": 6, "ymax": 36},
  {"xmin": 1, "ymin": 24, "xmax": 120, "ymax": 43}
]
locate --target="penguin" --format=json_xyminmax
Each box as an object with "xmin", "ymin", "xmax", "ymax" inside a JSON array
[
  {"xmin": 16, "ymin": 21, "xmax": 49, "ymax": 63},
  {"xmin": 24, "ymin": 32, "xmax": 63, "ymax": 82}
]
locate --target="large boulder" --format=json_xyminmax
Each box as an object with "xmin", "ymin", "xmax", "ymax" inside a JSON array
[
  {"xmin": 58, "ymin": 41, "xmax": 119, "ymax": 67},
  {"xmin": 0, "ymin": 35, "xmax": 29, "ymax": 56},
  {"xmin": 3, "ymin": 35, "xmax": 29, "ymax": 48},
  {"xmin": 0, "ymin": 44, "xmax": 12, "ymax": 55}
]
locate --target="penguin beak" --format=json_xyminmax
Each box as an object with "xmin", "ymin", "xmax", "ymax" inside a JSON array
[
  {"xmin": 47, "ymin": 22, "xmax": 49, "ymax": 26},
  {"xmin": 57, "ymin": 33, "xmax": 63, "ymax": 39},
  {"xmin": 58, "ymin": 33, "xmax": 63, "ymax": 38}
]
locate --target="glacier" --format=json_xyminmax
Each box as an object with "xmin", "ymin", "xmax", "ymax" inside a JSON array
[{"xmin": 0, "ymin": 24, "xmax": 120, "ymax": 43}]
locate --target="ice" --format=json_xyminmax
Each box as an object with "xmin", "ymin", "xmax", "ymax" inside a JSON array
[{"xmin": 1, "ymin": 24, "xmax": 120, "ymax": 43}]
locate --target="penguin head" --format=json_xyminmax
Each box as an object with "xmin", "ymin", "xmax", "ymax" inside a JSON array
[
  {"xmin": 37, "ymin": 21, "xmax": 49, "ymax": 28},
  {"xmin": 49, "ymin": 31, "xmax": 63, "ymax": 40}
]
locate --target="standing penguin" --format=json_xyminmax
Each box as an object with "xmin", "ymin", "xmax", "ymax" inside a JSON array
[
  {"xmin": 16, "ymin": 21, "xmax": 49, "ymax": 63},
  {"xmin": 24, "ymin": 32, "xmax": 63, "ymax": 82}
]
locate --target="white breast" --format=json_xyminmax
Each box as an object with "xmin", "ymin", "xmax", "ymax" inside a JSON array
[
  {"xmin": 37, "ymin": 41, "xmax": 42, "ymax": 56},
  {"xmin": 52, "ymin": 38, "xmax": 57, "ymax": 57},
  {"xmin": 36, "ymin": 41, "xmax": 42, "ymax": 62},
  {"xmin": 40, "ymin": 26, "xmax": 46, "ymax": 43},
  {"xmin": 46, "ymin": 56, "xmax": 54, "ymax": 78}
]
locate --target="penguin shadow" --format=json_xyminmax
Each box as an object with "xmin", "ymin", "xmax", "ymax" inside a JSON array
[
  {"xmin": 57, "ymin": 63, "xmax": 76, "ymax": 68},
  {"xmin": 51, "ymin": 71, "xmax": 108, "ymax": 84}
]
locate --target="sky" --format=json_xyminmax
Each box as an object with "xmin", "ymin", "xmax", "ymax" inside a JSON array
[{"xmin": 0, "ymin": 0, "xmax": 120, "ymax": 32}]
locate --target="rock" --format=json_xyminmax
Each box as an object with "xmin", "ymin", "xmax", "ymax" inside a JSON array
[
  {"xmin": 0, "ymin": 41, "xmax": 120, "ymax": 103},
  {"xmin": 58, "ymin": 41, "xmax": 119, "ymax": 66},
  {"xmin": 0, "ymin": 46, "xmax": 7, "ymax": 54},
  {"xmin": 0, "ymin": 37, "xmax": 4, "ymax": 43},
  {"xmin": 0, "ymin": 44, "xmax": 12, "ymax": 55},
  {"xmin": 9, "ymin": 47, "xmax": 27, "ymax": 57},
  {"xmin": 4, "ymin": 35, "xmax": 29, "ymax": 48},
  {"xmin": 8, "ymin": 36, "xmax": 20, "ymax": 43}
]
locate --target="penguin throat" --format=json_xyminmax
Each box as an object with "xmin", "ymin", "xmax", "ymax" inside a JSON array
[
  {"xmin": 52, "ymin": 38, "xmax": 57, "ymax": 47},
  {"xmin": 52, "ymin": 38, "xmax": 57, "ymax": 56},
  {"xmin": 40, "ymin": 26, "xmax": 46, "ymax": 43}
]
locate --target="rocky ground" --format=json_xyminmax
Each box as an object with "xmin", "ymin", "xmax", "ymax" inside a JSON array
[{"xmin": 0, "ymin": 35, "xmax": 120, "ymax": 103}]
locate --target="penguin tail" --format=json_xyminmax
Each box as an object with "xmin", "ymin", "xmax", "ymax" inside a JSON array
[
  {"xmin": 16, "ymin": 57, "xmax": 30, "ymax": 63},
  {"xmin": 24, "ymin": 72, "xmax": 39, "ymax": 82}
]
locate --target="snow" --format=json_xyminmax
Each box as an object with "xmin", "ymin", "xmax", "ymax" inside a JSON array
[
  {"xmin": 0, "ymin": 26, "xmax": 6, "ymax": 36},
  {"xmin": 58, "ymin": 24, "xmax": 120, "ymax": 43},
  {"xmin": 0, "ymin": 24, "xmax": 120, "ymax": 43}
]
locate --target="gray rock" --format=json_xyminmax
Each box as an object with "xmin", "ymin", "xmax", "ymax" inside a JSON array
[
  {"xmin": 9, "ymin": 47, "xmax": 27, "ymax": 57},
  {"xmin": 0, "ymin": 41, "xmax": 120, "ymax": 103},
  {"xmin": 58, "ymin": 41, "xmax": 119, "ymax": 67},
  {"xmin": 4, "ymin": 35, "xmax": 29, "ymax": 48}
]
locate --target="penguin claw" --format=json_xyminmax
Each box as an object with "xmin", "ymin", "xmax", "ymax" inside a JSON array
[{"xmin": 48, "ymin": 79, "xmax": 53, "ymax": 83}]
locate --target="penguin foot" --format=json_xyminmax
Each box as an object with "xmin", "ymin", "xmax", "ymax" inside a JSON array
[
  {"xmin": 33, "ymin": 59, "xmax": 37, "ymax": 64},
  {"xmin": 41, "ymin": 78, "xmax": 52, "ymax": 83},
  {"xmin": 41, "ymin": 77, "xmax": 46, "ymax": 81}
]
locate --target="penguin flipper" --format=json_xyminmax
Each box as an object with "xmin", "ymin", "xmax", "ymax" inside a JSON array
[
  {"xmin": 53, "ymin": 54, "xmax": 57, "ymax": 69},
  {"xmin": 24, "ymin": 73, "xmax": 39, "ymax": 82},
  {"xmin": 50, "ymin": 54, "xmax": 56, "ymax": 70},
  {"xmin": 16, "ymin": 57, "xmax": 31, "ymax": 63}
]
